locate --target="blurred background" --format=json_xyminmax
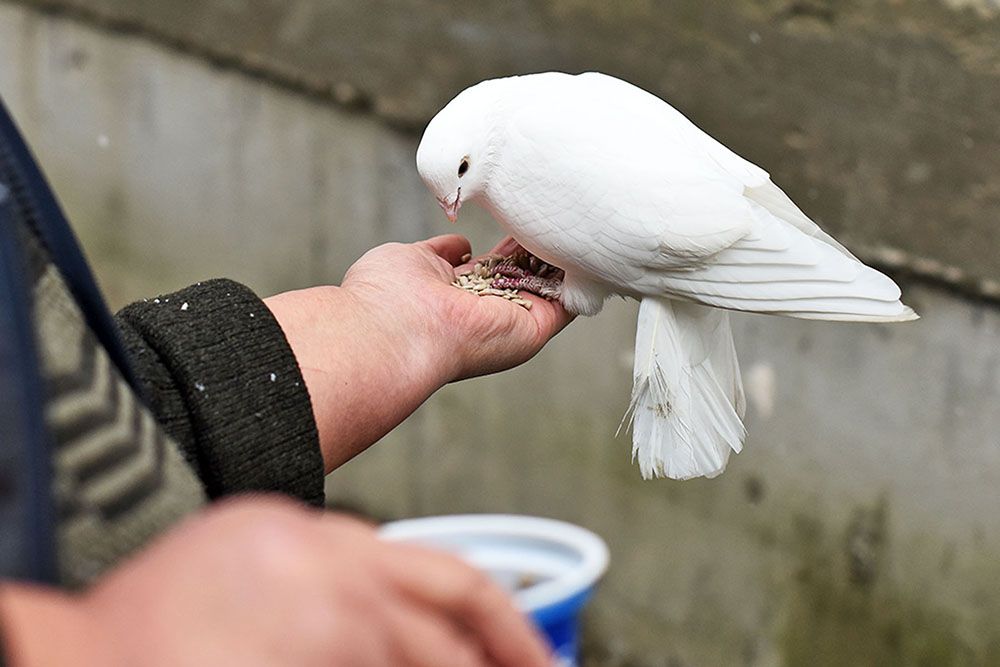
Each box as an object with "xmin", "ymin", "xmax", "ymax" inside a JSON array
[{"xmin": 2, "ymin": 0, "xmax": 999, "ymax": 664}]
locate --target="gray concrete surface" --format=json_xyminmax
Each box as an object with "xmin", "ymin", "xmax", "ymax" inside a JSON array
[{"xmin": 3, "ymin": 3, "xmax": 1000, "ymax": 665}]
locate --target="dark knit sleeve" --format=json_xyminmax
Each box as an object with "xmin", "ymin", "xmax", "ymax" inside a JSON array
[{"xmin": 114, "ymin": 279, "xmax": 324, "ymax": 506}]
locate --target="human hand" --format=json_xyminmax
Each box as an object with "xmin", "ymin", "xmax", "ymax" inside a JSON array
[
  {"xmin": 265, "ymin": 235, "xmax": 572, "ymax": 471},
  {"xmin": 1, "ymin": 498, "xmax": 552, "ymax": 667},
  {"xmin": 340, "ymin": 234, "xmax": 573, "ymax": 381}
]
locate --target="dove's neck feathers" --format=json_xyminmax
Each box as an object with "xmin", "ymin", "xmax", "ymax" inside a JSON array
[{"xmin": 455, "ymin": 79, "xmax": 514, "ymax": 204}]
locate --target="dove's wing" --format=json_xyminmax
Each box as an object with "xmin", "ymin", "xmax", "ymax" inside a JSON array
[
  {"xmin": 493, "ymin": 72, "xmax": 914, "ymax": 321},
  {"xmin": 576, "ymin": 72, "xmax": 860, "ymax": 260},
  {"xmin": 493, "ymin": 75, "xmax": 756, "ymax": 288}
]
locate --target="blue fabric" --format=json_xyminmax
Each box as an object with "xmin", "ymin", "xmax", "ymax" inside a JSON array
[
  {"xmin": 0, "ymin": 182, "xmax": 56, "ymax": 583},
  {"xmin": 0, "ymin": 95, "xmax": 141, "ymax": 582}
]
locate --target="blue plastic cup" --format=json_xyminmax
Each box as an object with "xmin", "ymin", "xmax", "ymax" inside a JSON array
[{"xmin": 380, "ymin": 514, "xmax": 609, "ymax": 666}]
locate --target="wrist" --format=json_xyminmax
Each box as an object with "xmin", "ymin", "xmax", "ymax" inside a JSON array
[{"xmin": 265, "ymin": 283, "xmax": 454, "ymax": 471}]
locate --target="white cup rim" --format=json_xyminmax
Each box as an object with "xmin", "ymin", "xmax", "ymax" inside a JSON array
[{"xmin": 380, "ymin": 514, "xmax": 609, "ymax": 612}]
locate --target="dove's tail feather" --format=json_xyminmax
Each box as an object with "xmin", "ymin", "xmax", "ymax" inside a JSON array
[
  {"xmin": 657, "ymin": 201, "xmax": 918, "ymax": 322},
  {"xmin": 621, "ymin": 297, "xmax": 746, "ymax": 480}
]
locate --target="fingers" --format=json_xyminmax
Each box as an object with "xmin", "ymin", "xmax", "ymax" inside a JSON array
[
  {"xmin": 375, "ymin": 544, "xmax": 552, "ymax": 667},
  {"xmin": 422, "ymin": 234, "xmax": 473, "ymax": 266},
  {"xmin": 313, "ymin": 516, "xmax": 550, "ymax": 666},
  {"xmin": 383, "ymin": 599, "xmax": 488, "ymax": 667}
]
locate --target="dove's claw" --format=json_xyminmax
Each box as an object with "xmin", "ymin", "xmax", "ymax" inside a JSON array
[
  {"xmin": 491, "ymin": 273, "xmax": 563, "ymax": 300},
  {"xmin": 461, "ymin": 245, "xmax": 564, "ymax": 301},
  {"xmin": 491, "ymin": 261, "xmax": 531, "ymax": 280},
  {"xmin": 486, "ymin": 246, "xmax": 565, "ymax": 299}
]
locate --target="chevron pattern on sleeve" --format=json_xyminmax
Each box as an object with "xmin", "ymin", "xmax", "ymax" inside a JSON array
[{"xmin": 31, "ymin": 264, "xmax": 207, "ymax": 587}]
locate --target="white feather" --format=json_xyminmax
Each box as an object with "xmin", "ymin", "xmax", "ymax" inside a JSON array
[
  {"xmin": 623, "ymin": 298, "xmax": 745, "ymax": 480},
  {"xmin": 650, "ymin": 203, "xmax": 919, "ymax": 322}
]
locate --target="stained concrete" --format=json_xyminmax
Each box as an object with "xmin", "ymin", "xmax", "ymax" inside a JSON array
[{"xmin": 3, "ymin": 3, "xmax": 1000, "ymax": 665}]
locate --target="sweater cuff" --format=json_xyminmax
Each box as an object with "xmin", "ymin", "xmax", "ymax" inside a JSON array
[{"xmin": 116, "ymin": 279, "xmax": 324, "ymax": 505}]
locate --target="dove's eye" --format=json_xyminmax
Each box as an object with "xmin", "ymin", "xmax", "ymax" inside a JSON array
[{"xmin": 458, "ymin": 159, "xmax": 469, "ymax": 177}]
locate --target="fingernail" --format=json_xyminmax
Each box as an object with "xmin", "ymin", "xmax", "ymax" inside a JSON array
[{"xmin": 460, "ymin": 253, "xmax": 472, "ymax": 263}]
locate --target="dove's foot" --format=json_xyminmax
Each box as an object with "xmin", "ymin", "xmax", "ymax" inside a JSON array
[
  {"xmin": 491, "ymin": 274, "xmax": 563, "ymax": 299},
  {"xmin": 453, "ymin": 244, "xmax": 565, "ymax": 305},
  {"xmin": 486, "ymin": 248, "xmax": 564, "ymax": 300},
  {"xmin": 486, "ymin": 248, "xmax": 556, "ymax": 279}
]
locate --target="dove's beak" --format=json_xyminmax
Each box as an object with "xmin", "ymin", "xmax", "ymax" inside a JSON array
[{"xmin": 437, "ymin": 191, "xmax": 461, "ymax": 223}]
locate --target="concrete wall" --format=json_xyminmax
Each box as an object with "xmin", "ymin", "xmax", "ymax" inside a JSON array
[
  {"xmin": 10, "ymin": 0, "xmax": 1000, "ymax": 297},
  {"xmin": 2, "ymin": 2, "xmax": 1000, "ymax": 665}
]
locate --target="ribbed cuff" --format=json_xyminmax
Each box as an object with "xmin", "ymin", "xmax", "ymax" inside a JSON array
[{"xmin": 115, "ymin": 279, "xmax": 324, "ymax": 505}]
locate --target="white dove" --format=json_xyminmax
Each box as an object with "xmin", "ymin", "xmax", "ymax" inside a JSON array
[{"xmin": 415, "ymin": 71, "xmax": 916, "ymax": 481}]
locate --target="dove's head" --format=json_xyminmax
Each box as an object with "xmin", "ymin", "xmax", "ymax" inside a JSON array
[{"xmin": 416, "ymin": 79, "xmax": 506, "ymax": 223}]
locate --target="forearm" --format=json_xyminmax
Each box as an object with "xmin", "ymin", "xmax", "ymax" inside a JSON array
[
  {"xmin": 262, "ymin": 236, "xmax": 572, "ymax": 472},
  {"xmin": 264, "ymin": 285, "xmax": 452, "ymax": 472}
]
